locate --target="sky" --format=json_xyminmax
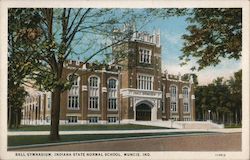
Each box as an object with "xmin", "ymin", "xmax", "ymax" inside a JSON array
[
  {"xmin": 68, "ymin": 9, "xmax": 241, "ymax": 86},
  {"xmin": 142, "ymin": 16, "xmax": 241, "ymax": 85}
]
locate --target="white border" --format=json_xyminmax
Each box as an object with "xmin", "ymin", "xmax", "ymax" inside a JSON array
[{"xmin": 0, "ymin": 0, "xmax": 249, "ymax": 160}]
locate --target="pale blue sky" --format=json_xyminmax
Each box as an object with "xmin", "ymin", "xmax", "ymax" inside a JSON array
[
  {"xmin": 142, "ymin": 15, "xmax": 241, "ymax": 85},
  {"xmin": 69, "ymin": 9, "xmax": 241, "ymax": 85}
]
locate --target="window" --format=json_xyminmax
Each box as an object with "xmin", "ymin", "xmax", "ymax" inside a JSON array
[
  {"xmin": 47, "ymin": 97, "xmax": 51, "ymax": 109},
  {"xmin": 162, "ymin": 84, "xmax": 166, "ymax": 113},
  {"xmin": 108, "ymin": 117, "xmax": 118, "ymax": 123},
  {"xmin": 183, "ymin": 87, "xmax": 189, "ymax": 98},
  {"xmin": 46, "ymin": 116, "xmax": 51, "ymax": 123},
  {"xmin": 108, "ymin": 79, "xmax": 117, "ymax": 110},
  {"xmin": 173, "ymin": 117, "xmax": 179, "ymax": 121},
  {"xmin": 183, "ymin": 103, "xmax": 189, "ymax": 112},
  {"xmin": 67, "ymin": 116, "xmax": 78, "ymax": 123},
  {"xmin": 137, "ymin": 75, "xmax": 153, "ymax": 90},
  {"xmin": 170, "ymin": 102, "xmax": 177, "ymax": 112},
  {"xmin": 184, "ymin": 117, "xmax": 191, "ymax": 121},
  {"xmin": 183, "ymin": 87, "xmax": 189, "ymax": 112},
  {"xmin": 89, "ymin": 76, "xmax": 99, "ymax": 110},
  {"xmin": 139, "ymin": 48, "xmax": 152, "ymax": 64},
  {"xmin": 68, "ymin": 75, "xmax": 80, "ymax": 109},
  {"xmin": 88, "ymin": 117, "xmax": 99, "ymax": 123},
  {"xmin": 170, "ymin": 85, "xmax": 178, "ymax": 112}
]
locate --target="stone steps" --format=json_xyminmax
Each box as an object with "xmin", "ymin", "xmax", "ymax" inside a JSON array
[{"xmin": 130, "ymin": 120, "xmax": 224, "ymax": 129}]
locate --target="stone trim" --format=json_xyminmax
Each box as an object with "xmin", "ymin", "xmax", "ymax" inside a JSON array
[
  {"xmin": 191, "ymin": 95, "xmax": 195, "ymax": 99},
  {"xmin": 66, "ymin": 113, "xmax": 82, "ymax": 117}
]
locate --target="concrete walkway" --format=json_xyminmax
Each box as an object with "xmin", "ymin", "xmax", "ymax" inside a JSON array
[
  {"xmin": 8, "ymin": 128, "xmax": 241, "ymax": 136},
  {"xmin": 131, "ymin": 120, "xmax": 224, "ymax": 129}
]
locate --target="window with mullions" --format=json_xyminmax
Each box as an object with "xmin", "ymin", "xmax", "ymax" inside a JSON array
[
  {"xmin": 89, "ymin": 76, "xmax": 99, "ymax": 110},
  {"xmin": 170, "ymin": 102, "xmax": 177, "ymax": 112},
  {"xmin": 170, "ymin": 85, "xmax": 178, "ymax": 112},
  {"xmin": 88, "ymin": 117, "xmax": 99, "ymax": 123},
  {"xmin": 183, "ymin": 87, "xmax": 189, "ymax": 112},
  {"xmin": 139, "ymin": 48, "xmax": 152, "ymax": 64},
  {"xmin": 108, "ymin": 79, "xmax": 117, "ymax": 110},
  {"xmin": 67, "ymin": 116, "xmax": 78, "ymax": 123},
  {"xmin": 68, "ymin": 74, "xmax": 80, "ymax": 109},
  {"xmin": 108, "ymin": 117, "xmax": 118, "ymax": 123},
  {"xmin": 184, "ymin": 103, "xmax": 189, "ymax": 112},
  {"xmin": 137, "ymin": 75, "xmax": 153, "ymax": 90}
]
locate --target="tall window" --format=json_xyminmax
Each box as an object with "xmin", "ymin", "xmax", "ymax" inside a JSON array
[
  {"xmin": 162, "ymin": 84, "xmax": 166, "ymax": 113},
  {"xmin": 89, "ymin": 76, "xmax": 99, "ymax": 110},
  {"xmin": 108, "ymin": 79, "xmax": 117, "ymax": 110},
  {"xmin": 68, "ymin": 75, "xmax": 80, "ymax": 109},
  {"xmin": 183, "ymin": 87, "xmax": 189, "ymax": 112},
  {"xmin": 170, "ymin": 85, "xmax": 178, "ymax": 112},
  {"xmin": 137, "ymin": 74, "xmax": 153, "ymax": 90},
  {"xmin": 139, "ymin": 48, "xmax": 152, "ymax": 64},
  {"xmin": 47, "ymin": 97, "xmax": 51, "ymax": 110}
]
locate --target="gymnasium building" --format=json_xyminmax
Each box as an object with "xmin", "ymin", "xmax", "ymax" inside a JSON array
[{"xmin": 21, "ymin": 28, "xmax": 196, "ymax": 125}]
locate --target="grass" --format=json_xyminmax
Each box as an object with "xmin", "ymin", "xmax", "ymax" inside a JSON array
[
  {"xmin": 9, "ymin": 124, "xmax": 169, "ymax": 131},
  {"xmin": 8, "ymin": 131, "xmax": 213, "ymax": 147},
  {"xmin": 225, "ymin": 124, "xmax": 242, "ymax": 128}
]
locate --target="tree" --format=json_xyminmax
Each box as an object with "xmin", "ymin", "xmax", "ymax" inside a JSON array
[
  {"xmin": 195, "ymin": 70, "xmax": 242, "ymax": 125},
  {"xmin": 145, "ymin": 8, "xmax": 241, "ymax": 70},
  {"xmin": 8, "ymin": 8, "xmax": 153, "ymax": 141},
  {"xmin": 180, "ymin": 8, "xmax": 242, "ymax": 70},
  {"xmin": 8, "ymin": 9, "xmax": 43, "ymax": 128},
  {"xmin": 226, "ymin": 70, "xmax": 242, "ymax": 124},
  {"xmin": 182, "ymin": 73, "xmax": 198, "ymax": 86},
  {"xmin": 36, "ymin": 8, "xmax": 134, "ymax": 141}
]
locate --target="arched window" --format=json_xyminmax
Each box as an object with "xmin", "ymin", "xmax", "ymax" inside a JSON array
[
  {"xmin": 68, "ymin": 74, "xmax": 80, "ymax": 109},
  {"xmin": 88, "ymin": 76, "xmax": 99, "ymax": 110},
  {"xmin": 108, "ymin": 78, "xmax": 118, "ymax": 110},
  {"xmin": 170, "ymin": 85, "xmax": 178, "ymax": 112},
  {"xmin": 183, "ymin": 87, "xmax": 189, "ymax": 113}
]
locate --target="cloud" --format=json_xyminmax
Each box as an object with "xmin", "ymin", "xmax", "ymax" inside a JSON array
[
  {"xmin": 197, "ymin": 59, "xmax": 241, "ymax": 85},
  {"xmin": 162, "ymin": 58, "xmax": 241, "ymax": 85}
]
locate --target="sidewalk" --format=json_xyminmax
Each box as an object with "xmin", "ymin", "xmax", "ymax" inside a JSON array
[{"xmin": 8, "ymin": 128, "xmax": 241, "ymax": 136}]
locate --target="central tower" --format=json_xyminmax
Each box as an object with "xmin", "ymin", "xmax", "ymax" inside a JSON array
[{"xmin": 113, "ymin": 27, "xmax": 163, "ymax": 122}]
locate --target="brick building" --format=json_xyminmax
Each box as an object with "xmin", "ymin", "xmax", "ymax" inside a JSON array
[{"xmin": 21, "ymin": 29, "xmax": 195, "ymax": 125}]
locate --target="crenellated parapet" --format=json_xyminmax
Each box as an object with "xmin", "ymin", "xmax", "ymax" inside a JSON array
[
  {"xmin": 131, "ymin": 30, "xmax": 161, "ymax": 47},
  {"xmin": 63, "ymin": 60, "xmax": 121, "ymax": 73}
]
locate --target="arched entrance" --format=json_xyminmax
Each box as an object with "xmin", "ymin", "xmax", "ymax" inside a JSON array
[{"xmin": 136, "ymin": 103, "xmax": 152, "ymax": 121}]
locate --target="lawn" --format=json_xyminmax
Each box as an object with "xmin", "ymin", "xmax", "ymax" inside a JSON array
[
  {"xmin": 8, "ymin": 131, "xmax": 214, "ymax": 147},
  {"xmin": 9, "ymin": 124, "xmax": 169, "ymax": 131},
  {"xmin": 225, "ymin": 124, "xmax": 242, "ymax": 128}
]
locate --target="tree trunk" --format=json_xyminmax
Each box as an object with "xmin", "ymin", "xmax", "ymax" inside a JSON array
[
  {"xmin": 216, "ymin": 111, "xmax": 219, "ymax": 123},
  {"xmin": 49, "ymin": 88, "xmax": 61, "ymax": 141},
  {"xmin": 223, "ymin": 113, "xmax": 225, "ymax": 124},
  {"xmin": 229, "ymin": 113, "xmax": 232, "ymax": 126},
  {"xmin": 8, "ymin": 106, "xmax": 12, "ymax": 129},
  {"xmin": 202, "ymin": 111, "xmax": 205, "ymax": 121},
  {"xmin": 235, "ymin": 111, "xmax": 238, "ymax": 125},
  {"xmin": 15, "ymin": 110, "xmax": 19, "ymax": 128},
  {"xmin": 18, "ymin": 108, "xmax": 22, "ymax": 128}
]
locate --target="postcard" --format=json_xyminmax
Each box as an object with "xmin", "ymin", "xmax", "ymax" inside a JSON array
[{"xmin": 0, "ymin": 0, "xmax": 249, "ymax": 160}]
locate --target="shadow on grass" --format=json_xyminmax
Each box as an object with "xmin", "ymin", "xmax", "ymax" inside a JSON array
[
  {"xmin": 8, "ymin": 132, "xmax": 215, "ymax": 147},
  {"xmin": 9, "ymin": 124, "xmax": 170, "ymax": 131}
]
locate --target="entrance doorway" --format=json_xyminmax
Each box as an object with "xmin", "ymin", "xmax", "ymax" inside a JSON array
[{"xmin": 136, "ymin": 103, "xmax": 151, "ymax": 121}]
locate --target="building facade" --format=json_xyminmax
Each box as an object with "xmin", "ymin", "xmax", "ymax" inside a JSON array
[{"xmin": 22, "ymin": 29, "xmax": 195, "ymax": 125}]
